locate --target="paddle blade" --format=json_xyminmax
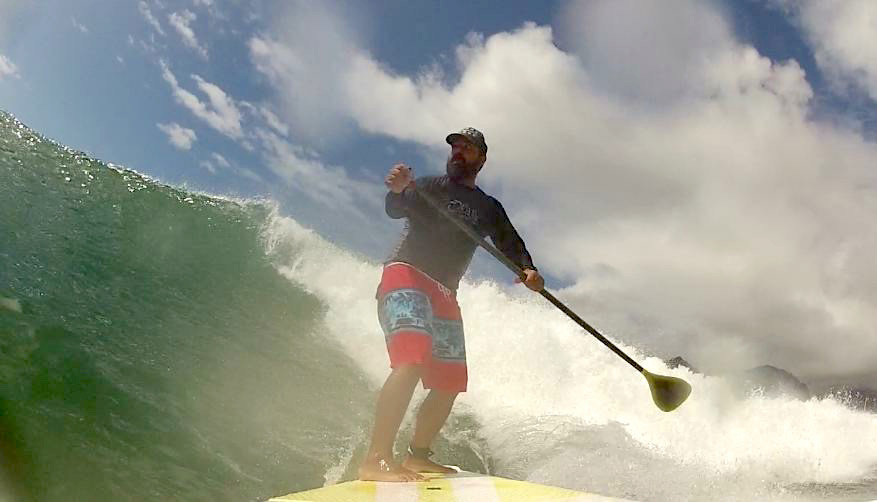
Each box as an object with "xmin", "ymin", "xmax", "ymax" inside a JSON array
[{"xmin": 642, "ymin": 370, "xmax": 692, "ymax": 412}]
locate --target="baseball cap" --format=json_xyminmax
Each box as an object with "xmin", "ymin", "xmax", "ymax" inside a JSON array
[{"xmin": 446, "ymin": 127, "xmax": 487, "ymax": 155}]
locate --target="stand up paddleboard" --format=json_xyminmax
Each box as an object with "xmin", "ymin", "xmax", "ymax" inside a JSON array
[{"xmin": 268, "ymin": 470, "xmax": 634, "ymax": 502}]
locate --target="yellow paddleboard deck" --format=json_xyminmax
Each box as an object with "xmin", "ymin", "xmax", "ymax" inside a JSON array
[{"xmin": 269, "ymin": 471, "xmax": 633, "ymax": 502}]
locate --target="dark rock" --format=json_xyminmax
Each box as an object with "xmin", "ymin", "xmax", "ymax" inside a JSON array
[
  {"xmin": 662, "ymin": 357, "xmax": 815, "ymax": 402},
  {"xmin": 738, "ymin": 365, "xmax": 810, "ymax": 400},
  {"xmin": 666, "ymin": 356, "xmax": 697, "ymax": 373}
]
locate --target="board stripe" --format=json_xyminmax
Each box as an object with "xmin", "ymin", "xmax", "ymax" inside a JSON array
[
  {"xmin": 419, "ymin": 475, "xmax": 453, "ymax": 501},
  {"xmin": 447, "ymin": 475, "xmax": 500, "ymax": 502},
  {"xmin": 374, "ymin": 480, "xmax": 418, "ymax": 502}
]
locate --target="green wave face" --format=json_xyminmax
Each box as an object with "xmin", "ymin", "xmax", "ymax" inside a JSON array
[{"xmin": 0, "ymin": 111, "xmax": 375, "ymax": 501}]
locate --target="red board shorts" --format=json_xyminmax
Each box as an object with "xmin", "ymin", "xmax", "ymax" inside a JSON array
[{"xmin": 376, "ymin": 262, "xmax": 467, "ymax": 393}]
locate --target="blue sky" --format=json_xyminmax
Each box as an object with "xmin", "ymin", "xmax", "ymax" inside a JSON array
[{"xmin": 3, "ymin": 0, "xmax": 877, "ymax": 384}]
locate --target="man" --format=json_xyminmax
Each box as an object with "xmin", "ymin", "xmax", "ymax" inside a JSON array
[{"xmin": 358, "ymin": 127, "xmax": 544, "ymax": 482}]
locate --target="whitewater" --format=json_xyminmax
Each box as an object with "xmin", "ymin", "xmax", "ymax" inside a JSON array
[{"xmin": 266, "ymin": 214, "xmax": 877, "ymax": 502}]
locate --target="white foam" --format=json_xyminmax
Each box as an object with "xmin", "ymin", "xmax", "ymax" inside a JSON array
[
  {"xmin": 264, "ymin": 215, "xmax": 877, "ymax": 498},
  {"xmin": 322, "ymin": 433, "xmax": 362, "ymax": 487}
]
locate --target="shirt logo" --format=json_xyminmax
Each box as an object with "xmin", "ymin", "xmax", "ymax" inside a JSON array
[{"xmin": 446, "ymin": 199, "xmax": 478, "ymax": 226}]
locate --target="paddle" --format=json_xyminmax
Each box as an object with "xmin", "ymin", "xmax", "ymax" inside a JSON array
[{"xmin": 414, "ymin": 186, "xmax": 692, "ymax": 412}]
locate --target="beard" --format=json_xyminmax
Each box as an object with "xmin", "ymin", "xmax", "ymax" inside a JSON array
[{"xmin": 446, "ymin": 155, "xmax": 480, "ymax": 183}]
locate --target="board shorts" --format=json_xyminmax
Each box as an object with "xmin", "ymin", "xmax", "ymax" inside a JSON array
[{"xmin": 376, "ymin": 262, "xmax": 467, "ymax": 393}]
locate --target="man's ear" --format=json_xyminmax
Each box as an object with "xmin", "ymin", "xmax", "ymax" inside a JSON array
[{"xmin": 476, "ymin": 161, "xmax": 485, "ymax": 174}]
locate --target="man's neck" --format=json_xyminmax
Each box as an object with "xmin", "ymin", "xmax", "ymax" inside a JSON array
[{"xmin": 449, "ymin": 175, "xmax": 477, "ymax": 189}]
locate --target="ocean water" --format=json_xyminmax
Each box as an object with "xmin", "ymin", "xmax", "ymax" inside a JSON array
[{"xmin": 1, "ymin": 109, "xmax": 876, "ymax": 501}]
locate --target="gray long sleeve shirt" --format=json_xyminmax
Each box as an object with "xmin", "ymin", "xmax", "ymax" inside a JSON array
[{"xmin": 385, "ymin": 175, "xmax": 536, "ymax": 291}]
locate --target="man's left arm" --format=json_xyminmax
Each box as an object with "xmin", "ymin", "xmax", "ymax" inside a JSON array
[{"xmin": 490, "ymin": 200, "xmax": 544, "ymax": 292}]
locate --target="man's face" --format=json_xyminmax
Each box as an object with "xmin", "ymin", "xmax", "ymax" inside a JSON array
[{"xmin": 446, "ymin": 139, "xmax": 485, "ymax": 182}]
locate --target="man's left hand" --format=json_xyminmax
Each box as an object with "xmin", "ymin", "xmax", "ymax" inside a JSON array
[{"xmin": 515, "ymin": 269, "xmax": 544, "ymax": 292}]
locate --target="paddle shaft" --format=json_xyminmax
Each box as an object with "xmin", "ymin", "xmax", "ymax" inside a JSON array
[{"xmin": 414, "ymin": 186, "xmax": 644, "ymax": 373}]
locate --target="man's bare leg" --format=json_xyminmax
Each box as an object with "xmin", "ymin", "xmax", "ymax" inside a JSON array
[
  {"xmin": 358, "ymin": 365, "xmax": 425, "ymax": 481},
  {"xmin": 402, "ymin": 389, "xmax": 458, "ymax": 474}
]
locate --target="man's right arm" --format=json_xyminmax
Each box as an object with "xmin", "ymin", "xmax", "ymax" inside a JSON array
[
  {"xmin": 384, "ymin": 164, "xmax": 438, "ymax": 219},
  {"xmin": 385, "ymin": 188, "xmax": 414, "ymax": 219},
  {"xmin": 384, "ymin": 163, "xmax": 415, "ymax": 219},
  {"xmin": 386, "ymin": 180, "xmax": 435, "ymax": 218}
]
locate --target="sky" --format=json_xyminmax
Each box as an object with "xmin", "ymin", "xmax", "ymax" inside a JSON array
[{"xmin": 2, "ymin": 0, "xmax": 877, "ymax": 388}]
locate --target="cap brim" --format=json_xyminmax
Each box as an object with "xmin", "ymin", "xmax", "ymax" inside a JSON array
[{"xmin": 446, "ymin": 133, "xmax": 470, "ymax": 145}]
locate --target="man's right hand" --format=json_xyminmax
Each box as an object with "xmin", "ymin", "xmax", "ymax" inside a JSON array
[{"xmin": 385, "ymin": 164, "xmax": 413, "ymax": 194}]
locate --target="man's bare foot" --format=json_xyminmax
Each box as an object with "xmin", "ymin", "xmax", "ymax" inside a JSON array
[
  {"xmin": 358, "ymin": 454, "xmax": 424, "ymax": 482},
  {"xmin": 401, "ymin": 455, "xmax": 457, "ymax": 474}
]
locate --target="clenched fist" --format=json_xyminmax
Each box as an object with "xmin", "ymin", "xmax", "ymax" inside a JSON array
[{"xmin": 385, "ymin": 164, "xmax": 413, "ymax": 194}]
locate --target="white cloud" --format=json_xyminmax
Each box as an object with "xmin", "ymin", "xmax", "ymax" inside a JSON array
[
  {"xmin": 238, "ymin": 102, "xmax": 289, "ymax": 137},
  {"xmin": 139, "ymin": 38, "xmax": 156, "ymax": 54},
  {"xmin": 191, "ymin": 0, "xmax": 225, "ymax": 23},
  {"xmin": 255, "ymin": 128, "xmax": 383, "ymax": 218},
  {"xmin": 160, "ymin": 60, "xmax": 243, "ymax": 139},
  {"xmin": 246, "ymin": 0, "xmax": 877, "ymax": 384},
  {"xmin": 198, "ymin": 152, "xmax": 260, "ymax": 183},
  {"xmin": 116, "ymin": 55, "xmax": 124, "ymax": 65},
  {"xmin": 0, "ymin": 54, "xmax": 19, "ymax": 79},
  {"xmin": 169, "ymin": 9, "xmax": 207, "ymax": 59},
  {"xmin": 128, "ymin": 34, "xmax": 135, "ymax": 45},
  {"xmin": 137, "ymin": 32, "xmax": 165, "ymax": 54},
  {"xmin": 232, "ymin": 94, "xmax": 374, "ymax": 209},
  {"xmin": 210, "ymin": 152, "xmax": 230, "ymax": 168},
  {"xmin": 138, "ymin": 1, "xmax": 165, "ymax": 36},
  {"xmin": 778, "ymin": 0, "xmax": 877, "ymax": 103},
  {"xmin": 71, "ymin": 17, "xmax": 89, "ymax": 34},
  {"xmin": 557, "ymin": 0, "xmax": 733, "ymax": 107},
  {"xmin": 156, "ymin": 122, "xmax": 197, "ymax": 150},
  {"xmin": 199, "ymin": 159, "xmax": 217, "ymax": 174},
  {"xmin": 257, "ymin": 106, "xmax": 288, "ymax": 137},
  {"xmin": 248, "ymin": 2, "xmax": 363, "ymax": 144},
  {"xmin": 237, "ymin": 168, "xmax": 264, "ymax": 183}
]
